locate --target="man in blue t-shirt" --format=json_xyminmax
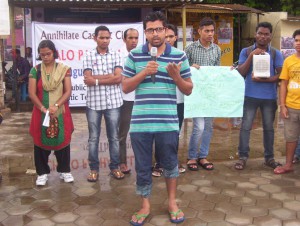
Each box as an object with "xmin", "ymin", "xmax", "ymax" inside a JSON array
[
  {"xmin": 122, "ymin": 11, "xmax": 193, "ymax": 225},
  {"xmin": 234, "ymin": 22, "xmax": 284, "ymax": 170}
]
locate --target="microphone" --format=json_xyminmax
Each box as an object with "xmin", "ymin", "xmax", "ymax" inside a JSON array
[{"xmin": 150, "ymin": 47, "xmax": 157, "ymax": 84}]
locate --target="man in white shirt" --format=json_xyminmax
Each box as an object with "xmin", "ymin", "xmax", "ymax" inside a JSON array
[
  {"xmin": 83, "ymin": 26, "xmax": 124, "ymax": 181},
  {"xmin": 119, "ymin": 28, "xmax": 139, "ymax": 174}
]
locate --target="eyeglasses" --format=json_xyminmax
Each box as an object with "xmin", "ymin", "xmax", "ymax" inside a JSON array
[
  {"xmin": 257, "ymin": 32, "xmax": 271, "ymax": 37},
  {"xmin": 40, "ymin": 52, "xmax": 53, "ymax": 58},
  {"xmin": 165, "ymin": 35, "xmax": 175, "ymax": 39},
  {"xmin": 145, "ymin": 27, "xmax": 165, "ymax": 34}
]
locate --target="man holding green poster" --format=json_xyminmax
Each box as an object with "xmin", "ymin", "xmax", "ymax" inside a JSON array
[{"xmin": 185, "ymin": 17, "xmax": 221, "ymax": 171}]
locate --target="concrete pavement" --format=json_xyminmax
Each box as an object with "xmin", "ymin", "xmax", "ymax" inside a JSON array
[{"xmin": 0, "ymin": 110, "xmax": 299, "ymax": 226}]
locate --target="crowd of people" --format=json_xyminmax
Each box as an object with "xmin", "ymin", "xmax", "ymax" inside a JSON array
[{"xmin": 26, "ymin": 10, "xmax": 300, "ymax": 226}]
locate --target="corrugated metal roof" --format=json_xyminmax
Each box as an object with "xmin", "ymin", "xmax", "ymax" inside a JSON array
[
  {"xmin": 8, "ymin": 1, "xmax": 263, "ymax": 14},
  {"xmin": 283, "ymin": 16, "xmax": 300, "ymax": 21},
  {"xmin": 8, "ymin": 0, "xmax": 204, "ymax": 8},
  {"xmin": 170, "ymin": 4, "xmax": 264, "ymax": 14}
]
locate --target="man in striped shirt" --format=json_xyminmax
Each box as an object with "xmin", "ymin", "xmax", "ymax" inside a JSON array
[
  {"xmin": 83, "ymin": 25, "xmax": 124, "ymax": 182},
  {"xmin": 122, "ymin": 11, "xmax": 193, "ymax": 225}
]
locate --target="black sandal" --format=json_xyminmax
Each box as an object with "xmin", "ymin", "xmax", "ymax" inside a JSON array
[
  {"xmin": 264, "ymin": 159, "xmax": 282, "ymax": 169},
  {"xmin": 152, "ymin": 163, "xmax": 163, "ymax": 177},
  {"xmin": 197, "ymin": 158, "xmax": 214, "ymax": 170},
  {"xmin": 187, "ymin": 160, "xmax": 199, "ymax": 171}
]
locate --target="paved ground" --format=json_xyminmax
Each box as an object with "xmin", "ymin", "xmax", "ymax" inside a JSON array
[{"xmin": 0, "ymin": 111, "xmax": 299, "ymax": 226}]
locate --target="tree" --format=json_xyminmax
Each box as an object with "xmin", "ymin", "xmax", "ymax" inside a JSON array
[
  {"xmin": 281, "ymin": 0, "xmax": 300, "ymax": 16},
  {"xmin": 204, "ymin": 0, "xmax": 300, "ymax": 16}
]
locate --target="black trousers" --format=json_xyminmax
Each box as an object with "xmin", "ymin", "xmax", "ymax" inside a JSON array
[
  {"xmin": 119, "ymin": 100, "xmax": 134, "ymax": 164},
  {"xmin": 177, "ymin": 103, "xmax": 184, "ymax": 131},
  {"xmin": 34, "ymin": 145, "xmax": 71, "ymax": 176}
]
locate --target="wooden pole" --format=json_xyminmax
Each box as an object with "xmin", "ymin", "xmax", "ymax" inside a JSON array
[
  {"xmin": 238, "ymin": 14, "xmax": 241, "ymax": 54},
  {"xmin": 182, "ymin": 5, "xmax": 187, "ymax": 49},
  {"xmin": 9, "ymin": 5, "xmax": 20, "ymax": 111},
  {"xmin": 0, "ymin": 40, "xmax": 4, "ymax": 109},
  {"xmin": 181, "ymin": 5, "xmax": 188, "ymax": 138}
]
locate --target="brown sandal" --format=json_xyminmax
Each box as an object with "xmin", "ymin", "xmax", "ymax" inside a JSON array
[
  {"xmin": 87, "ymin": 171, "xmax": 99, "ymax": 182},
  {"xmin": 110, "ymin": 169, "xmax": 125, "ymax": 180},
  {"xmin": 234, "ymin": 159, "xmax": 246, "ymax": 170}
]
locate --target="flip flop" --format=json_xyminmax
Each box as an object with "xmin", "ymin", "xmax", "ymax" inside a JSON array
[
  {"xmin": 274, "ymin": 166, "xmax": 294, "ymax": 174},
  {"xmin": 130, "ymin": 212, "xmax": 149, "ymax": 226},
  {"xmin": 169, "ymin": 209, "xmax": 185, "ymax": 224}
]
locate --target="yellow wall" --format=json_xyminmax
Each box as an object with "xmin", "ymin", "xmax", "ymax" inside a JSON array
[
  {"xmin": 216, "ymin": 15, "xmax": 234, "ymax": 66},
  {"xmin": 168, "ymin": 12, "xmax": 234, "ymax": 66},
  {"xmin": 280, "ymin": 20, "xmax": 300, "ymax": 37}
]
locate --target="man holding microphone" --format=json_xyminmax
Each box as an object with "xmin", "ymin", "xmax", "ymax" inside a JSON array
[{"xmin": 122, "ymin": 11, "xmax": 193, "ymax": 225}]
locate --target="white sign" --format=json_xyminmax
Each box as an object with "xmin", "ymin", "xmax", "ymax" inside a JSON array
[
  {"xmin": 0, "ymin": 0, "xmax": 10, "ymax": 36},
  {"xmin": 32, "ymin": 22, "xmax": 145, "ymax": 106},
  {"xmin": 253, "ymin": 54, "xmax": 270, "ymax": 78}
]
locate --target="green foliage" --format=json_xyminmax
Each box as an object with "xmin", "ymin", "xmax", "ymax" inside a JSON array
[
  {"xmin": 203, "ymin": 0, "xmax": 299, "ymax": 16},
  {"xmin": 281, "ymin": 0, "xmax": 300, "ymax": 16}
]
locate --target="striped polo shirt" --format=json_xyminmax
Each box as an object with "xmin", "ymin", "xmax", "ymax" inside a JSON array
[{"xmin": 122, "ymin": 43, "xmax": 191, "ymax": 133}]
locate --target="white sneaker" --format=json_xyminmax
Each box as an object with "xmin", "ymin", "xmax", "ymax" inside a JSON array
[
  {"xmin": 36, "ymin": 174, "xmax": 48, "ymax": 186},
  {"xmin": 59, "ymin": 173, "xmax": 74, "ymax": 183}
]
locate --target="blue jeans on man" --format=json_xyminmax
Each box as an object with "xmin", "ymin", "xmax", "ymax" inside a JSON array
[
  {"xmin": 238, "ymin": 97, "xmax": 277, "ymax": 161},
  {"xmin": 294, "ymin": 138, "xmax": 300, "ymax": 162},
  {"xmin": 130, "ymin": 131, "xmax": 179, "ymax": 197},
  {"xmin": 86, "ymin": 107, "xmax": 120, "ymax": 172},
  {"xmin": 188, "ymin": 117, "xmax": 213, "ymax": 159}
]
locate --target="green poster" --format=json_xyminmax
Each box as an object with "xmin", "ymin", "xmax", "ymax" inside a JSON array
[{"xmin": 184, "ymin": 66, "xmax": 245, "ymax": 118}]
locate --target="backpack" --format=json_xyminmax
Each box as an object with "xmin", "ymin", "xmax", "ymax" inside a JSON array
[{"xmin": 5, "ymin": 67, "xmax": 20, "ymax": 89}]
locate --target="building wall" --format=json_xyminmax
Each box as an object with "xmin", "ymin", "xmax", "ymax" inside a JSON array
[
  {"xmin": 280, "ymin": 20, "xmax": 300, "ymax": 37},
  {"xmin": 243, "ymin": 12, "xmax": 300, "ymax": 57},
  {"xmin": 243, "ymin": 12, "xmax": 288, "ymax": 50}
]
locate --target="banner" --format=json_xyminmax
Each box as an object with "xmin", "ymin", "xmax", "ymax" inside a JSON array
[
  {"xmin": 0, "ymin": 0, "xmax": 10, "ymax": 36},
  {"xmin": 32, "ymin": 22, "xmax": 145, "ymax": 106},
  {"xmin": 184, "ymin": 67, "xmax": 245, "ymax": 118}
]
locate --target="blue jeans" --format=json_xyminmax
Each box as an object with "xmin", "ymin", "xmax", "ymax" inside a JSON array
[
  {"xmin": 188, "ymin": 117, "xmax": 213, "ymax": 159},
  {"xmin": 86, "ymin": 107, "xmax": 120, "ymax": 172},
  {"xmin": 200, "ymin": 117, "xmax": 214, "ymax": 158},
  {"xmin": 131, "ymin": 131, "xmax": 179, "ymax": 198},
  {"xmin": 238, "ymin": 97, "xmax": 277, "ymax": 161},
  {"xmin": 295, "ymin": 138, "xmax": 300, "ymax": 158}
]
